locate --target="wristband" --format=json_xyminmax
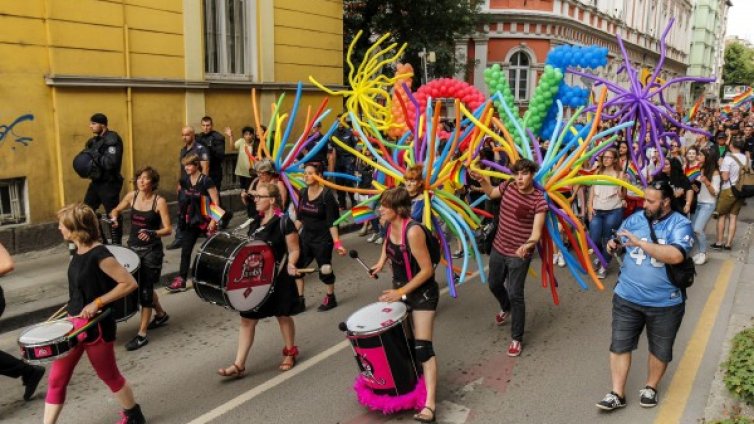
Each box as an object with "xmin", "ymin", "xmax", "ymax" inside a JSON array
[
  {"xmin": 334, "ymin": 240, "xmax": 343, "ymax": 250},
  {"xmin": 95, "ymin": 297, "xmax": 104, "ymax": 309}
]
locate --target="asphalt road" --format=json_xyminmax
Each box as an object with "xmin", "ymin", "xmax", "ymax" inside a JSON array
[{"xmin": 0, "ymin": 228, "xmax": 744, "ymax": 424}]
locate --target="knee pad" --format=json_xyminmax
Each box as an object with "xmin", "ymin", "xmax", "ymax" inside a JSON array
[
  {"xmin": 320, "ymin": 264, "xmax": 333, "ymax": 275},
  {"xmin": 319, "ymin": 264, "xmax": 335, "ymax": 284},
  {"xmin": 414, "ymin": 339, "xmax": 435, "ymax": 363}
]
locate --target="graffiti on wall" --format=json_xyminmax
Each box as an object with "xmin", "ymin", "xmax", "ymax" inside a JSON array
[{"xmin": 0, "ymin": 114, "xmax": 34, "ymax": 148}]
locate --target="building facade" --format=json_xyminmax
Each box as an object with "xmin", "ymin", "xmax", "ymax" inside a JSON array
[
  {"xmin": 0, "ymin": 0, "xmax": 343, "ymax": 250},
  {"xmin": 456, "ymin": 0, "xmax": 693, "ymax": 108},
  {"xmin": 688, "ymin": 0, "xmax": 732, "ymax": 106}
]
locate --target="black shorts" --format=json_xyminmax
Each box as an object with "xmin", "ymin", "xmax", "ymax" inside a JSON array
[
  {"xmin": 394, "ymin": 280, "xmax": 439, "ymax": 312},
  {"xmin": 131, "ymin": 244, "xmax": 164, "ymax": 307},
  {"xmin": 610, "ymin": 294, "xmax": 685, "ymax": 363},
  {"xmin": 296, "ymin": 237, "xmax": 335, "ymax": 284}
]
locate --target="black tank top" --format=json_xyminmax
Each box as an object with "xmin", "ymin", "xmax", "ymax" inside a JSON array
[
  {"xmin": 386, "ymin": 234, "xmax": 423, "ymax": 286},
  {"xmin": 128, "ymin": 191, "xmax": 161, "ymax": 247}
]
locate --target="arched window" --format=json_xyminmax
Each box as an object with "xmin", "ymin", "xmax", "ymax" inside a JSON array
[{"xmin": 508, "ymin": 51, "xmax": 530, "ymax": 101}]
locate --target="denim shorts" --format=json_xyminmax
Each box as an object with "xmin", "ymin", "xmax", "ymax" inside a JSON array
[{"xmin": 609, "ymin": 294, "xmax": 685, "ymax": 363}]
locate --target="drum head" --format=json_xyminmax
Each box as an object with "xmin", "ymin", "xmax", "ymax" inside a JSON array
[
  {"xmin": 106, "ymin": 245, "xmax": 140, "ymax": 273},
  {"xmin": 346, "ymin": 302, "xmax": 408, "ymax": 336},
  {"xmin": 225, "ymin": 240, "xmax": 276, "ymax": 311},
  {"xmin": 19, "ymin": 320, "xmax": 74, "ymax": 344}
]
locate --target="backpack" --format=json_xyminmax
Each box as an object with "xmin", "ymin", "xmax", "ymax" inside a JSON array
[
  {"xmin": 386, "ymin": 219, "xmax": 441, "ymax": 280},
  {"xmin": 728, "ymin": 154, "xmax": 754, "ymax": 198}
]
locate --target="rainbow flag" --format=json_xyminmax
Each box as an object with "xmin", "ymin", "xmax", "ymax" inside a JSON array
[
  {"xmin": 626, "ymin": 162, "xmax": 639, "ymax": 180},
  {"xmin": 723, "ymin": 87, "xmax": 754, "ymax": 113},
  {"xmin": 685, "ymin": 96, "xmax": 703, "ymax": 123},
  {"xmin": 200, "ymin": 195, "xmax": 225, "ymax": 222},
  {"xmin": 685, "ymin": 165, "xmax": 701, "ymax": 181},
  {"xmin": 351, "ymin": 205, "xmax": 377, "ymax": 224},
  {"xmin": 452, "ymin": 163, "xmax": 467, "ymax": 186}
]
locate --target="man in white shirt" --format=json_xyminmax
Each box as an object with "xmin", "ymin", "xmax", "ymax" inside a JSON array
[{"xmin": 713, "ymin": 137, "xmax": 748, "ymax": 250}]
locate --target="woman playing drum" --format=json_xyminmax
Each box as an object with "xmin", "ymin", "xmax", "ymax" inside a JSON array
[
  {"xmin": 110, "ymin": 166, "xmax": 173, "ymax": 350},
  {"xmin": 45, "ymin": 203, "xmax": 145, "ymax": 424},
  {"xmin": 294, "ymin": 162, "xmax": 347, "ymax": 312},
  {"xmin": 167, "ymin": 153, "xmax": 220, "ymax": 292},
  {"xmin": 370, "ymin": 187, "xmax": 439, "ymax": 423},
  {"xmin": 218, "ymin": 183, "xmax": 302, "ymax": 378}
]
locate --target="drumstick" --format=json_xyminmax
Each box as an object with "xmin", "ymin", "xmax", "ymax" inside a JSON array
[
  {"xmin": 46, "ymin": 304, "xmax": 68, "ymax": 322},
  {"xmin": 296, "ymin": 268, "xmax": 316, "ymax": 274},
  {"xmin": 67, "ymin": 309, "xmax": 112, "ymax": 340}
]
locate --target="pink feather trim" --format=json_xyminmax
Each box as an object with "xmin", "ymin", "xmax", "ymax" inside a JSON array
[{"xmin": 352, "ymin": 375, "xmax": 427, "ymax": 415}]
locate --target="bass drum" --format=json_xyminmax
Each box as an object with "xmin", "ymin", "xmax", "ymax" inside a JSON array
[
  {"xmin": 105, "ymin": 245, "xmax": 140, "ymax": 322},
  {"xmin": 193, "ymin": 232, "xmax": 277, "ymax": 312}
]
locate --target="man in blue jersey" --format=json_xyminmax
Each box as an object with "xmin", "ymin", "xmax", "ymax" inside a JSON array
[{"xmin": 596, "ymin": 180, "xmax": 694, "ymax": 411}]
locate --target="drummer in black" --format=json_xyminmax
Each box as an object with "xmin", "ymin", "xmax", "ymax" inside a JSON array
[
  {"xmin": 110, "ymin": 166, "xmax": 173, "ymax": 351},
  {"xmin": 218, "ymin": 183, "xmax": 302, "ymax": 378},
  {"xmin": 294, "ymin": 162, "xmax": 347, "ymax": 312},
  {"xmin": 370, "ymin": 187, "xmax": 439, "ymax": 424},
  {"xmin": 46, "ymin": 203, "xmax": 145, "ymax": 424},
  {"xmin": 0, "ymin": 242, "xmax": 45, "ymax": 401}
]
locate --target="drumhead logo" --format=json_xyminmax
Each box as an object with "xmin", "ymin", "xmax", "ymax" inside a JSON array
[
  {"xmin": 226, "ymin": 241, "xmax": 275, "ymax": 295},
  {"xmin": 34, "ymin": 346, "xmax": 51, "ymax": 358}
]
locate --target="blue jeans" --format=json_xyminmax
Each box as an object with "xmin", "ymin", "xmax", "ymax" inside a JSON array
[
  {"xmin": 691, "ymin": 202, "xmax": 715, "ymax": 253},
  {"xmin": 589, "ymin": 208, "xmax": 624, "ymax": 265}
]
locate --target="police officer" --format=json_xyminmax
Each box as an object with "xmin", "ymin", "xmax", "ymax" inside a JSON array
[
  {"xmin": 331, "ymin": 114, "xmax": 357, "ymax": 209},
  {"xmin": 81, "ymin": 113, "xmax": 125, "ymax": 244}
]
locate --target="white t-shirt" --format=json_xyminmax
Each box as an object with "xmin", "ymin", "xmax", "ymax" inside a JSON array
[
  {"xmin": 234, "ymin": 138, "xmax": 254, "ymax": 177},
  {"xmin": 720, "ymin": 152, "xmax": 748, "ymax": 190}
]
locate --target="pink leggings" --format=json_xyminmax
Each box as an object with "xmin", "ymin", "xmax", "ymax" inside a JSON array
[{"xmin": 45, "ymin": 338, "xmax": 126, "ymax": 404}]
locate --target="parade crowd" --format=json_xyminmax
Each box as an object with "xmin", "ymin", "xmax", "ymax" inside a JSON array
[{"xmin": 1, "ymin": 104, "xmax": 752, "ymax": 424}]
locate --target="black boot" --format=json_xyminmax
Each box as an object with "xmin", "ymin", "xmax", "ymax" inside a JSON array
[
  {"xmin": 22, "ymin": 365, "xmax": 45, "ymax": 401},
  {"xmin": 120, "ymin": 403, "xmax": 146, "ymax": 424}
]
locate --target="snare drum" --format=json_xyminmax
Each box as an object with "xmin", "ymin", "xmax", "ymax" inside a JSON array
[
  {"xmin": 105, "ymin": 245, "xmax": 140, "ymax": 322},
  {"xmin": 343, "ymin": 302, "xmax": 421, "ymax": 396},
  {"xmin": 193, "ymin": 232, "xmax": 277, "ymax": 312},
  {"xmin": 18, "ymin": 320, "xmax": 75, "ymax": 364}
]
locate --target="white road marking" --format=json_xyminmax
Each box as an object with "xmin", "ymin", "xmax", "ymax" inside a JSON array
[{"xmin": 188, "ymin": 268, "xmax": 486, "ymax": 424}]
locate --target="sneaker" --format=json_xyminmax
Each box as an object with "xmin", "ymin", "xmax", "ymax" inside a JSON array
[
  {"xmin": 711, "ymin": 243, "xmax": 724, "ymax": 250},
  {"xmin": 494, "ymin": 311, "xmax": 508, "ymax": 326},
  {"xmin": 452, "ymin": 250, "xmax": 463, "ymax": 259},
  {"xmin": 22, "ymin": 365, "xmax": 45, "ymax": 401},
  {"xmin": 366, "ymin": 233, "xmax": 378, "ymax": 243},
  {"xmin": 639, "ymin": 386, "xmax": 658, "ymax": 408},
  {"xmin": 507, "ymin": 340, "xmax": 522, "ymax": 357},
  {"xmin": 165, "ymin": 239, "xmax": 183, "ymax": 250},
  {"xmin": 596, "ymin": 266, "xmax": 607, "ymax": 279},
  {"xmin": 693, "ymin": 252, "xmax": 707, "ymax": 265},
  {"xmin": 166, "ymin": 276, "xmax": 187, "ymax": 293},
  {"xmin": 373, "ymin": 236, "xmax": 384, "ymax": 245},
  {"xmin": 596, "ymin": 391, "xmax": 627, "ymax": 411},
  {"xmin": 556, "ymin": 252, "xmax": 566, "ymax": 268},
  {"xmin": 117, "ymin": 404, "xmax": 146, "ymax": 424},
  {"xmin": 723, "ymin": 244, "xmax": 732, "ymax": 251},
  {"xmin": 317, "ymin": 294, "xmax": 338, "ymax": 312},
  {"xmin": 125, "ymin": 335, "xmax": 149, "ymax": 351},
  {"xmin": 147, "ymin": 313, "xmax": 170, "ymax": 330}
]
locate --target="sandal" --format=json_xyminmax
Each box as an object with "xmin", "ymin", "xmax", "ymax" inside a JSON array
[
  {"xmin": 414, "ymin": 406, "xmax": 436, "ymax": 423},
  {"xmin": 279, "ymin": 346, "xmax": 299, "ymax": 371},
  {"xmin": 217, "ymin": 363, "xmax": 246, "ymax": 379}
]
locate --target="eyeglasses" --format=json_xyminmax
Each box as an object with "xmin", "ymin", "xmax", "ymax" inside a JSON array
[
  {"xmin": 602, "ymin": 156, "xmax": 615, "ymax": 160},
  {"xmin": 253, "ymin": 195, "xmax": 272, "ymax": 200}
]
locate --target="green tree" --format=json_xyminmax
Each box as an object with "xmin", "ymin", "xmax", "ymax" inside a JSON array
[
  {"xmin": 344, "ymin": 0, "xmax": 485, "ymax": 86},
  {"xmin": 722, "ymin": 42, "xmax": 754, "ymax": 86}
]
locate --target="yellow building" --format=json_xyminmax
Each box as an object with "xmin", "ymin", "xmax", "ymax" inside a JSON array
[{"xmin": 0, "ymin": 0, "xmax": 343, "ymax": 249}]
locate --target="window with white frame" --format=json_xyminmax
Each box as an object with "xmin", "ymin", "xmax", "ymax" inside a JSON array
[
  {"xmin": 204, "ymin": 0, "xmax": 255, "ymax": 78},
  {"xmin": 508, "ymin": 51, "xmax": 530, "ymax": 101},
  {"xmin": 0, "ymin": 178, "xmax": 26, "ymax": 225}
]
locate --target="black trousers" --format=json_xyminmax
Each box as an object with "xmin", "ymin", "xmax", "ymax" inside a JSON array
[
  {"xmin": 0, "ymin": 350, "xmax": 30, "ymax": 379},
  {"xmin": 180, "ymin": 226, "xmax": 203, "ymax": 280},
  {"xmin": 84, "ymin": 179, "xmax": 124, "ymax": 244}
]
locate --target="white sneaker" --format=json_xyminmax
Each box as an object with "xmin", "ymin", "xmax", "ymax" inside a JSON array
[
  {"xmin": 373, "ymin": 236, "xmax": 384, "ymax": 244},
  {"xmin": 693, "ymin": 252, "xmax": 707, "ymax": 265},
  {"xmin": 366, "ymin": 233, "xmax": 378, "ymax": 243},
  {"xmin": 596, "ymin": 266, "xmax": 607, "ymax": 279},
  {"xmin": 556, "ymin": 252, "xmax": 566, "ymax": 267}
]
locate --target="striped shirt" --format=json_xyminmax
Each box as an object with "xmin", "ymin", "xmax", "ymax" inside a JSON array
[{"xmin": 493, "ymin": 182, "xmax": 548, "ymax": 257}]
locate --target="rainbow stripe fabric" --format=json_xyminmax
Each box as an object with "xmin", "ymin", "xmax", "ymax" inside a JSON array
[
  {"xmin": 351, "ymin": 205, "xmax": 377, "ymax": 224},
  {"xmin": 723, "ymin": 87, "xmax": 753, "ymax": 113},
  {"xmin": 686, "ymin": 96, "xmax": 703, "ymax": 123},
  {"xmin": 685, "ymin": 165, "xmax": 701, "ymax": 181},
  {"xmin": 626, "ymin": 162, "xmax": 639, "ymax": 180},
  {"xmin": 200, "ymin": 195, "xmax": 225, "ymax": 222}
]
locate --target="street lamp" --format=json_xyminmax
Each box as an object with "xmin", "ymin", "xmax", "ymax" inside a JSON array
[{"xmin": 419, "ymin": 48, "xmax": 436, "ymax": 85}]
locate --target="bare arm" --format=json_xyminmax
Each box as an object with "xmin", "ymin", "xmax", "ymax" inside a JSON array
[
  {"xmin": 0, "ymin": 243, "xmax": 14, "ymax": 277},
  {"xmin": 109, "ymin": 191, "xmax": 136, "ymax": 224},
  {"xmin": 155, "ymin": 197, "xmax": 173, "ymax": 238},
  {"xmin": 515, "ymin": 211, "xmax": 546, "ymax": 258},
  {"xmin": 201, "ymin": 160, "xmax": 210, "ymax": 176},
  {"xmin": 285, "ymin": 231, "xmax": 301, "ymax": 275},
  {"xmin": 470, "ymin": 172, "xmax": 502, "ymax": 200}
]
